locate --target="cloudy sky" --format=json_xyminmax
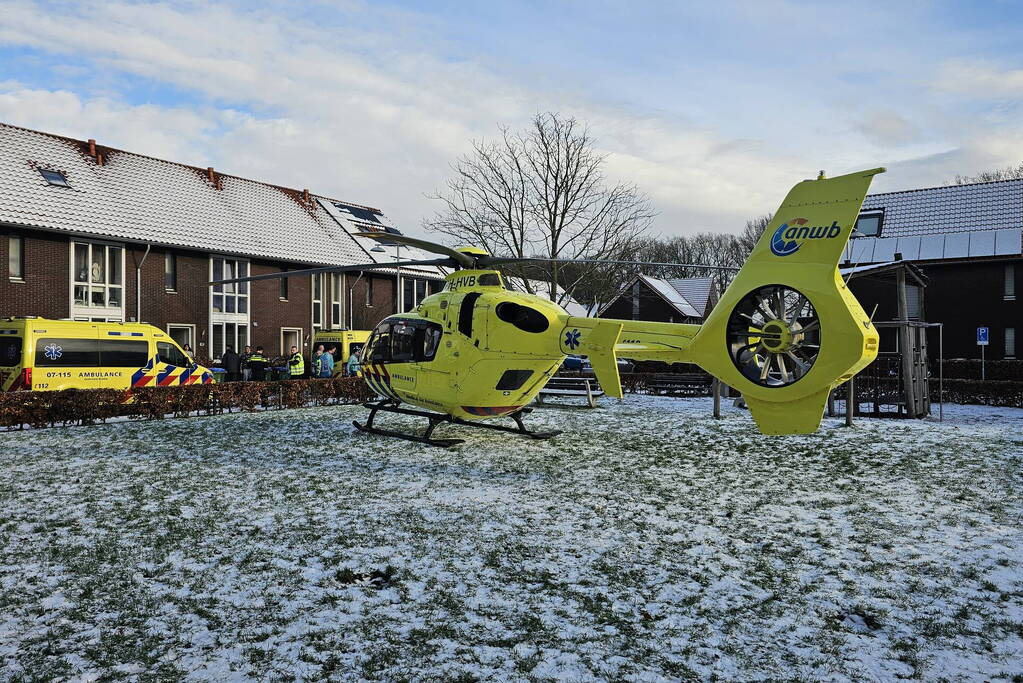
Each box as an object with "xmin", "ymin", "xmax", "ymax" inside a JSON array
[{"xmin": 1, "ymin": 0, "xmax": 1022, "ymax": 237}]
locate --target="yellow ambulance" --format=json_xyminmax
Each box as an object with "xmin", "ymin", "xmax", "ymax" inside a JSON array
[
  {"xmin": 0, "ymin": 317, "xmax": 214, "ymax": 392},
  {"xmin": 310, "ymin": 329, "xmax": 371, "ymax": 377}
]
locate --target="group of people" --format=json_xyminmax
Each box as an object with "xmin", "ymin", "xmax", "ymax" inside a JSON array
[
  {"xmin": 217, "ymin": 344, "xmax": 361, "ymax": 382},
  {"xmin": 217, "ymin": 345, "xmax": 275, "ymax": 382}
]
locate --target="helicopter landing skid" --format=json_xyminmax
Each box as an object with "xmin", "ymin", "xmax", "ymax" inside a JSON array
[{"xmin": 352, "ymin": 400, "xmax": 561, "ymax": 448}]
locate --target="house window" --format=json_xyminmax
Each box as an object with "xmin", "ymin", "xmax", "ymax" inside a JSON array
[
  {"xmin": 72, "ymin": 241, "xmax": 124, "ymax": 316},
  {"xmin": 9, "ymin": 234, "xmax": 23, "ymax": 279},
  {"xmin": 280, "ymin": 268, "xmax": 289, "ymax": 300},
  {"xmin": 1007, "ymin": 328, "xmax": 1016, "ymax": 359},
  {"xmin": 331, "ymin": 274, "xmax": 342, "ymax": 328},
  {"xmin": 210, "ymin": 322, "xmax": 248, "ymax": 360},
  {"xmin": 211, "ymin": 257, "xmax": 248, "ymax": 314},
  {"xmin": 402, "ymin": 278, "xmax": 431, "ymax": 312},
  {"xmin": 312, "ymin": 273, "xmax": 324, "ymax": 330},
  {"xmin": 164, "ymin": 252, "xmax": 177, "ymax": 291},
  {"xmin": 854, "ymin": 210, "xmax": 884, "ymax": 238},
  {"xmin": 366, "ymin": 278, "xmax": 374, "ymax": 307},
  {"xmin": 39, "ymin": 168, "xmax": 70, "ymax": 187},
  {"xmin": 1006, "ymin": 264, "xmax": 1016, "ymax": 301}
]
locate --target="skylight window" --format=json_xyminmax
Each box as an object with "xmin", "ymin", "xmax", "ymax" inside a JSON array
[
  {"xmin": 39, "ymin": 169, "xmax": 70, "ymax": 187},
  {"xmin": 854, "ymin": 209, "xmax": 884, "ymax": 238}
]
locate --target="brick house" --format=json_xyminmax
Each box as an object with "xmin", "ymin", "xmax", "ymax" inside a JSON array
[{"xmin": 0, "ymin": 122, "xmax": 444, "ymax": 361}]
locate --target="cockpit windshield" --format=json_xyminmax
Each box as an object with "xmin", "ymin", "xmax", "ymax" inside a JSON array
[{"xmin": 364, "ymin": 318, "xmax": 444, "ymax": 364}]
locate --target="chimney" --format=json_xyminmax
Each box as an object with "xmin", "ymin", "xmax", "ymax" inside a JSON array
[
  {"xmin": 302, "ymin": 188, "xmax": 310, "ymax": 202},
  {"xmin": 207, "ymin": 167, "xmax": 221, "ymax": 189},
  {"xmin": 87, "ymin": 138, "xmax": 104, "ymax": 166}
]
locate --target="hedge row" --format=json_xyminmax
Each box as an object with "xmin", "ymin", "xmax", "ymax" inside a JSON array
[
  {"xmin": 931, "ymin": 378, "xmax": 1023, "ymax": 408},
  {"xmin": 0, "ymin": 377, "xmax": 375, "ymax": 430},
  {"xmin": 933, "ymin": 359, "xmax": 1023, "ymax": 381}
]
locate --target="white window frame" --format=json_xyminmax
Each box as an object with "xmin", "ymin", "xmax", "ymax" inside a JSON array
[
  {"xmin": 9, "ymin": 233, "xmax": 24, "ymax": 281},
  {"xmin": 69, "ymin": 239, "xmax": 125, "ymax": 321},
  {"xmin": 209, "ymin": 256, "xmax": 250, "ymax": 361},
  {"xmin": 330, "ymin": 273, "xmax": 343, "ymax": 329},
  {"xmin": 165, "ymin": 251, "xmax": 177, "ymax": 292},
  {"xmin": 312, "ymin": 273, "xmax": 325, "ymax": 331},
  {"xmin": 167, "ymin": 323, "xmax": 195, "ymax": 350},
  {"xmin": 281, "ymin": 327, "xmax": 303, "ymax": 357}
]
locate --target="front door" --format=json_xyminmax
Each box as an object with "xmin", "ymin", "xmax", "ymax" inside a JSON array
[{"xmin": 281, "ymin": 328, "xmax": 302, "ymax": 356}]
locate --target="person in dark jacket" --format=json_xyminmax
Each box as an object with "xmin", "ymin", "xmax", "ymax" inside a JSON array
[
  {"xmin": 248, "ymin": 346, "xmax": 268, "ymax": 381},
  {"xmin": 240, "ymin": 345, "xmax": 253, "ymax": 381},
  {"xmin": 222, "ymin": 346, "xmax": 241, "ymax": 382}
]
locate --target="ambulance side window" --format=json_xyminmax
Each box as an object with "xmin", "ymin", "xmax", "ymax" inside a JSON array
[
  {"xmin": 157, "ymin": 341, "xmax": 189, "ymax": 367},
  {"xmin": 34, "ymin": 338, "xmax": 99, "ymax": 367},
  {"xmin": 99, "ymin": 340, "xmax": 150, "ymax": 367}
]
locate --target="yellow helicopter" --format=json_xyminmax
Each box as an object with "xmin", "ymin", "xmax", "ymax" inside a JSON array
[{"xmin": 213, "ymin": 168, "xmax": 882, "ymax": 446}]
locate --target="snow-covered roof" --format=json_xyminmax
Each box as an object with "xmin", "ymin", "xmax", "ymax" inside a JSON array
[
  {"xmin": 839, "ymin": 260, "xmax": 928, "ymax": 286},
  {"xmin": 666, "ymin": 277, "xmax": 715, "ymax": 318},
  {"xmin": 596, "ymin": 274, "xmax": 714, "ymax": 320},
  {"xmin": 0, "ymin": 122, "xmax": 442, "ymax": 278},
  {"xmin": 641, "ymin": 274, "xmax": 701, "ymax": 318}
]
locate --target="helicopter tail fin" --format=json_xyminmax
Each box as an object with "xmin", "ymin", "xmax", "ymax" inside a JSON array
[
  {"xmin": 560, "ymin": 317, "xmax": 625, "ymax": 398},
  {"xmin": 683, "ymin": 168, "xmax": 885, "ymax": 435}
]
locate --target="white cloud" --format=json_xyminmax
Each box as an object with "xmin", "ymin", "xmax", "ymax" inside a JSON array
[
  {"xmin": 1, "ymin": 1, "xmax": 1021, "ymax": 239},
  {"xmin": 932, "ymin": 60, "xmax": 1023, "ymax": 98}
]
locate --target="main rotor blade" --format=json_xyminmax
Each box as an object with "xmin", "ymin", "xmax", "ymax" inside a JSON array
[
  {"xmin": 353, "ymin": 232, "xmax": 476, "ymax": 268},
  {"xmin": 480, "ymin": 256, "xmax": 741, "ymax": 272},
  {"xmin": 209, "ymin": 258, "xmax": 454, "ymax": 286}
]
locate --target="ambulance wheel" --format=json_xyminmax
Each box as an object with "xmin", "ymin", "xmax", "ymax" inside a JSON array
[{"xmin": 726, "ymin": 284, "xmax": 820, "ymax": 388}]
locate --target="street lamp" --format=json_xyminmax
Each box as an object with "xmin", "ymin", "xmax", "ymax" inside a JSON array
[{"xmin": 371, "ymin": 242, "xmax": 403, "ymax": 313}]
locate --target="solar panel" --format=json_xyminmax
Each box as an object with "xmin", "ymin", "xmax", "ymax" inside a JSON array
[
  {"xmin": 944, "ymin": 232, "xmax": 970, "ymax": 258},
  {"xmin": 895, "ymin": 235, "xmax": 921, "ymax": 260},
  {"xmin": 995, "ymin": 228, "xmax": 1023, "ymax": 255},
  {"xmin": 333, "ymin": 203, "xmax": 382, "ymax": 224},
  {"xmin": 871, "ymin": 237, "xmax": 898, "ymax": 262},
  {"xmin": 848, "ymin": 239, "xmax": 874, "ymax": 263},
  {"xmin": 919, "ymin": 234, "xmax": 944, "ymax": 260},
  {"xmin": 968, "ymin": 230, "xmax": 995, "ymax": 256}
]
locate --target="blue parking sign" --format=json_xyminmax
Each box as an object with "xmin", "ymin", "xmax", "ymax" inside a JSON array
[{"xmin": 977, "ymin": 326, "xmax": 989, "ymax": 346}]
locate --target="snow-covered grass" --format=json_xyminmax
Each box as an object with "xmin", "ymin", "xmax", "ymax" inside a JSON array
[{"xmin": 1, "ymin": 396, "xmax": 1022, "ymax": 681}]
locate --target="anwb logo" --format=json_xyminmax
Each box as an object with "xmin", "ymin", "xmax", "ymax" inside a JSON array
[{"xmin": 770, "ymin": 218, "xmax": 842, "ymax": 257}]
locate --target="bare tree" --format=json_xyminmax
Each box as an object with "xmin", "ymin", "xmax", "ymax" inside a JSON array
[
  {"xmin": 951, "ymin": 163, "xmax": 1023, "ymax": 185},
  {"xmin": 425, "ymin": 112, "xmax": 656, "ymax": 307}
]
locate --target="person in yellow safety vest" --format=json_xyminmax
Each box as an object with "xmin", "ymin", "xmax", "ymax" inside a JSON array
[{"xmin": 288, "ymin": 345, "xmax": 305, "ymax": 378}]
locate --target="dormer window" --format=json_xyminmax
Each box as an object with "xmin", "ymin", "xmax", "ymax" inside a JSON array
[
  {"xmin": 39, "ymin": 169, "xmax": 70, "ymax": 187},
  {"xmin": 854, "ymin": 209, "xmax": 884, "ymax": 238}
]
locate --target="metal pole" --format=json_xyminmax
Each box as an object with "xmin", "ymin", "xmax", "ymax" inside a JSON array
[
  {"xmin": 939, "ymin": 323, "xmax": 944, "ymax": 422},
  {"xmin": 845, "ymin": 375, "xmax": 854, "ymax": 427},
  {"xmin": 396, "ymin": 244, "xmax": 402, "ymax": 313},
  {"xmin": 712, "ymin": 378, "xmax": 721, "ymax": 419},
  {"xmin": 135, "ymin": 243, "xmax": 151, "ymax": 323},
  {"xmin": 981, "ymin": 343, "xmax": 985, "ymax": 380}
]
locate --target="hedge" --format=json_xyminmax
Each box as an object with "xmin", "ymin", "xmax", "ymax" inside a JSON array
[
  {"xmin": 0, "ymin": 377, "xmax": 375, "ymax": 430},
  {"xmin": 934, "ymin": 359, "xmax": 1023, "ymax": 381}
]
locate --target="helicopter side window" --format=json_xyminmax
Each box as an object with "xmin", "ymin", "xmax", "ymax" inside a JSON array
[
  {"xmin": 391, "ymin": 323, "xmax": 416, "ymax": 362},
  {"xmin": 478, "ymin": 273, "xmax": 502, "ymax": 287},
  {"xmin": 421, "ymin": 324, "xmax": 442, "ymax": 361},
  {"xmin": 364, "ymin": 324, "xmax": 392, "ymax": 363},
  {"xmin": 495, "ymin": 301, "xmax": 549, "ymax": 333}
]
